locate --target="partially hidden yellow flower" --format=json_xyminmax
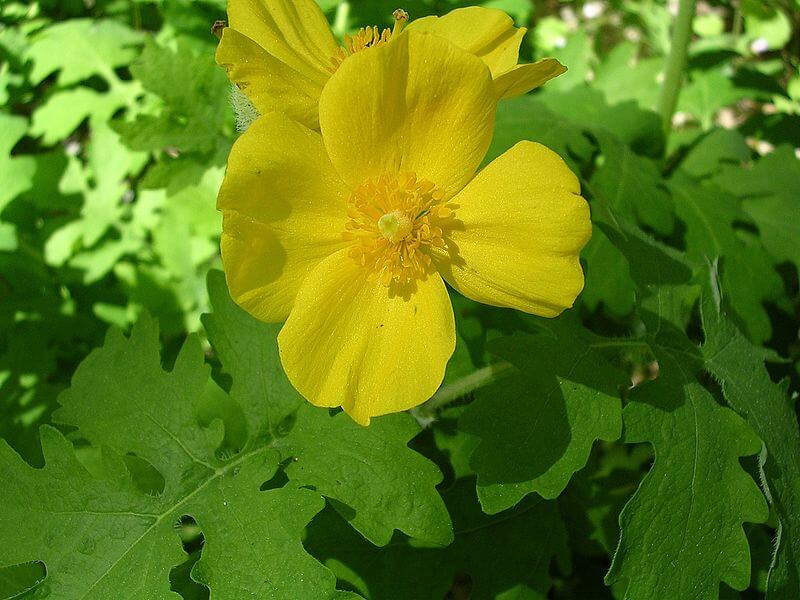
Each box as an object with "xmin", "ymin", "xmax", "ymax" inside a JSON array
[
  {"xmin": 218, "ymin": 31, "xmax": 591, "ymax": 425},
  {"xmin": 216, "ymin": 0, "xmax": 566, "ymax": 129}
]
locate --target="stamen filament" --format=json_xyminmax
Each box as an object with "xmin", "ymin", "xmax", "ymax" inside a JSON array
[{"xmin": 328, "ymin": 8, "xmax": 410, "ymax": 73}]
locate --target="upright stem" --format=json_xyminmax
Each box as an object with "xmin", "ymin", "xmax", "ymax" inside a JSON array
[{"xmin": 657, "ymin": 0, "xmax": 697, "ymax": 138}]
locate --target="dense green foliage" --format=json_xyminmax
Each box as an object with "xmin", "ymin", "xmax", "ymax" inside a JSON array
[{"xmin": 1, "ymin": 0, "xmax": 799, "ymax": 598}]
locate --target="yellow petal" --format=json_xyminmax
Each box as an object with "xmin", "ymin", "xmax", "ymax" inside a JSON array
[
  {"xmin": 216, "ymin": 28, "xmax": 323, "ymax": 129},
  {"xmin": 318, "ymin": 30, "xmax": 496, "ymax": 197},
  {"xmin": 408, "ymin": 7, "xmax": 525, "ymax": 77},
  {"xmin": 493, "ymin": 58, "xmax": 567, "ymax": 100},
  {"xmin": 433, "ymin": 141, "xmax": 591, "ymax": 317},
  {"xmin": 278, "ymin": 250, "xmax": 456, "ymax": 425},
  {"xmin": 218, "ymin": 112, "xmax": 349, "ymax": 322},
  {"xmin": 227, "ymin": 0, "xmax": 336, "ymax": 85}
]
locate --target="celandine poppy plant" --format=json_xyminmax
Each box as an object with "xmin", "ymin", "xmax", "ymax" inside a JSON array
[
  {"xmin": 218, "ymin": 31, "xmax": 591, "ymax": 425},
  {"xmin": 216, "ymin": 0, "xmax": 565, "ymax": 129}
]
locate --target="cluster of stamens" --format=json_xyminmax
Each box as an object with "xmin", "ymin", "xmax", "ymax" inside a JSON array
[
  {"xmin": 328, "ymin": 9, "xmax": 409, "ymax": 73},
  {"xmin": 344, "ymin": 172, "xmax": 453, "ymax": 286}
]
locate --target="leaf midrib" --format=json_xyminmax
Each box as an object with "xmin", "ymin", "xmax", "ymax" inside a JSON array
[{"xmin": 79, "ymin": 445, "xmax": 271, "ymax": 599}]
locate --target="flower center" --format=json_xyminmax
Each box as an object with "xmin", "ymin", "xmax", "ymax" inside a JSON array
[
  {"xmin": 344, "ymin": 172, "xmax": 453, "ymax": 286},
  {"xmin": 328, "ymin": 9, "xmax": 409, "ymax": 73},
  {"xmin": 378, "ymin": 211, "xmax": 413, "ymax": 243}
]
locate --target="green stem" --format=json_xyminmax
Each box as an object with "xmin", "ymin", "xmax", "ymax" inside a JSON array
[
  {"xmin": 657, "ymin": 0, "xmax": 697, "ymax": 137},
  {"xmin": 731, "ymin": 1, "xmax": 742, "ymax": 39},
  {"xmin": 422, "ymin": 361, "xmax": 515, "ymax": 414}
]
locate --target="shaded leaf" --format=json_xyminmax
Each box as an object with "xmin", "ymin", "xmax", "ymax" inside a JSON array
[
  {"xmin": 591, "ymin": 130, "xmax": 674, "ymax": 236},
  {"xmin": 607, "ymin": 342, "xmax": 768, "ymax": 597},
  {"xmin": 670, "ymin": 177, "xmax": 784, "ymax": 343},
  {"xmin": 715, "ymin": 146, "xmax": 800, "ymax": 272},
  {"xmin": 1, "ymin": 316, "xmax": 347, "ymax": 599},
  {"xmin": 460, "ymin": 331, "xmax": 624, "ymax": 514},
  {"xmin": 486, "ymin": 95, "xmax": 593, "ymax": 172},
  {"xmin": 307, "ymin": 478, "xmax": 569, "ymax": 600},
  {"xmin": 701, "ymin": 293, "xmax": 800, "ymax": 598}
]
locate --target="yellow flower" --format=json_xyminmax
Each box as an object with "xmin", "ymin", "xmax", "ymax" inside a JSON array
[
  {"xmin": 218, "ymin": 31, "xmax": 591, "ymax": 425},
  {"xmin": 215, "ymin": 1, "xmax": 565, "ymax": 129}
]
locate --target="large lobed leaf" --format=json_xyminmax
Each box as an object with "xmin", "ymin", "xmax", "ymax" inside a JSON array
[
  {"xmin": 306, "ymin": 478, "xmax": 569, "ymax": 600},
  {"xmin": 1, "ymin": 315, "xmax": 341, "ymax": 599},
  {"xmin": 459, "ymin": 329, "xmax": 624, "ymax": 514},
  {"xmin": 701, "ymin": 292, "xmax": 800, "ymax": 597},
  {"xmin": 0, "ymin": 272, "xmax": 455, "ymax": 597},
  {"xmin": 606, "ymin": 341, "xmax": 769, "ymax": 598},
  {"xmin": 599, "ymin": 213, "xmax": 772, "ymax": 599}
]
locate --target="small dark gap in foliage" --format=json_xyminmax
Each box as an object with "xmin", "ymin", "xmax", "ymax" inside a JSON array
[{"xmin": 169, "ymin": 518, "xmax": 209, "ymax": 600}]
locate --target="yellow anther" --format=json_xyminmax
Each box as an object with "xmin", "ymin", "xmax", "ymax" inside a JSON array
[{"xmin": 393, "ymin": 9, "xmax": 409, "ymax": 35}]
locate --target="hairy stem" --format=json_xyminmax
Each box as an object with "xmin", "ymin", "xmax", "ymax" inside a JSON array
[{"xmin": 657, "ymin": 0, "xmax": 697, "ymax": 137}]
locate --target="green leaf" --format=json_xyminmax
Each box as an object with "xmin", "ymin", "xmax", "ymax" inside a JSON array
[
  {"xmin": 486, "ymin": 95, "xmax": 594, "ymax": 172},
  {"xmin": 113, "ymin": 39, "xmax": 231, "ymax": 153},
  {"xmin": 679, "ymin": 69, "xmax": 740, "ymax": 128},
  {"xmin": 560, "ymin": 444, "xmax": 654, "ymax": 557},
  {"xmin": 1, "ymin": 316, "xmax": 347, "ymax": 598},
  {"xmin": 743, "ymin": 193, "xmax": 800, "ymax": 273},
  {"xmin": 591, "ymin": 130, "xmax": 674, "ymax": 235},
  {"xmin": 537, "ymin": 31, "xmax": 593, "ymax": 92},
  {"xmin": 715, "ymin": 145, "xmax": 800, "ymax": 197},
  {"xmin": 581, "ymin": 224, "xmax": 636, "ymax": 317},
  {"xmin": 701, "ymin": 293, "xmax": 800, "ymax": 597},
  {"xmin": 459, "ymin": 330, "xmax": 624, "ymax": 514},
  {"xmin": 279, "ymin": 404, "xmax": 453, "ymax": 546},
  {"xmin": 592, "ymin": 42, "xmax": 663, "ymax": 109},
  {"xmin": 306, "ymin": 479, "xmax": 569, "ymax": 600},
  {"xmin": 606, "ymin": 342, "xmax": 769, "ymax": 597},
  {"xmin": 537, "ymin": 86, "xmax": 665, "ymax": 156},
  {"xmin": 26, "ymin": 19, "xmax": 143, "ymax": 86},
  {"xmin": 0, "ymin": 112, "xmax": 35, "ymax": 213},
  {"xmin": 589, "ymin": 201, "xmax": 694, "ymax": 322},
  {"xmin": 203, "ymin": 271, "xmax": 453, "ymax": 547},
  {"xmin": 202, "ymin": 270, "xmax": 303, "ymax": 442},
  {"xmin": 30, "ymin": 84, "xmax": 140, "ymax": 145},
  {"xmin": 44, "ymin": 124, "xmax": 147, "ymax": 280},
  {"xmin": 595, "ymin": 216, "xmax": 694, "ymax": 298},
  {"xmin": 679, "ymin": 128, "xmax": 751, "ymax": 179},
  {"xmin": 743, "ymin": 4, "xmax": 792, "ymax": 50},
  {"xmin": 715, "ymin": 146, "xmax": 800, "ymax": 273},
  {"xmin": 53, "ymin": 315, "xmax": 221, "ymax": 489},
  {"xmin": 0, "ymin": 560, "xmax": 46, "ymax": 598},
  {"xmin": 0, "ymin": 221, "xmax": 17, "ymax": 251},
  {"xmin": 596, "ymin": 214, "xmax": 769, "ymax": 597},
  {"xmin": 670, "ymin": 177, "xmax": 784, "ymax": 343}
]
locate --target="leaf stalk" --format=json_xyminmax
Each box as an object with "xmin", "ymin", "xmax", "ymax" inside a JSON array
[{"xmin": 421, "ymin": 361, "xmax": 516, "ymax": 415}]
